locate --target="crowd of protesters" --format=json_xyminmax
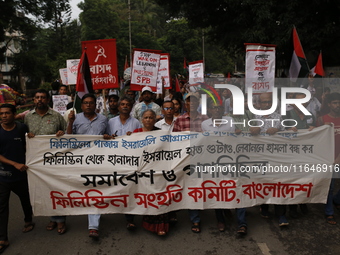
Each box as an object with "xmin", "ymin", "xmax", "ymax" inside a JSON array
[{"xmin": 0, "ymin": 75, "xmax": 338, "ymax": 253}]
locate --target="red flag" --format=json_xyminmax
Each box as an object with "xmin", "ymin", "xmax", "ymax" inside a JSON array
[
  {"xmin": 175, "ymin": 76, "xmax": 181, "ymax": 92},
  {"xmin": 289, "ymin": 26, "xmax": 309, "ymax": 82},
  {"xmin": 76, "ymin": 50, "xmax": 94, "ymax": 98},
  {"xmin": 124, "ymin": 55, "xmax": 129, "ymax": 70},
  {"xmin": 312, "ymin": 52, "xmax": 325, "ymax": 77},
  {"xmin": 183, "ymin": 57, "xmax": 187, "ymax": 70},
  {"xmin": 227, "ymin": 72, "xmax": 231, "ymax": 82}
]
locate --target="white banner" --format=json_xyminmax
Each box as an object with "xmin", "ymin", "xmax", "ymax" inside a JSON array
[
  {"xmin": 245, "ymin": 44, "xmax": 276, "ymax": 93},
  {"xmin": 66, "ymin": 59, "xmax": 80, "ymax": 85},
  {"xmin": 52, "ymin": 95, "xmax": 68, "ymax": 115},
  {"xmin": 189, "ymin": 61, "xmax": 204, "ymax": 84},
  {"xmin": 156, "ymin": 54, "xmax": 171, "ymax": 94},
  {"xmin": 130, "ymin": 50, "xmax": 161, "ymax": 89},
  {"xmin": 59, "ymin": 68, "xmax": 68, "ymax": 85},
  {"xmin": 26, "ymin": 126, "xmax": 333, "ymax": 216}
]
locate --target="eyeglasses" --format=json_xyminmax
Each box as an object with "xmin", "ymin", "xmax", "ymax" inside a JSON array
[
  {"xmin": 163, "ymin": 107, "xmax": 173, "ymax": 111},
  {"xmin": 35, "ymin": 96, "xmax": 46, "ymax": 99},
  {"xmin": 82, "ymin": 101, "xmax": 95, "ymax": 105}
]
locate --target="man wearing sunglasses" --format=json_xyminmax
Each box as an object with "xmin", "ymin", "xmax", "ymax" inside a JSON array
[{"xmin": 155, "ymin": 101, "xmax": 176, "ymax": 131}]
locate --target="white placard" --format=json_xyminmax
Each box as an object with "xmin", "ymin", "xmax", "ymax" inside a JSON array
[
  {"xmin": 66, "ymin": 59, "xmax": 80, "ymax": 85},
  {"xmin": 26, "ymin": 126, "xmax": 333, "ymax": 216},
  {"xmin": 245, "ymin": 44, "xmax": 276, "ymax": 93}
]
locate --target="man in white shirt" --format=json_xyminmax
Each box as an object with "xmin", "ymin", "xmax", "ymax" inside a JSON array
[
  {"xmin": 155, "ymin": 101, "xmax": 176, "ymax": 131},
  {"xmin": 202, "ymin": 99, "xmax": 235, "ymax": 132},
  {"xmin": 249, "ymin": 92, "xmax": 287, "ymax": 227},
  {"xmin": 200, "ymin": 99, "xmax": 248, "ymax": 235}
]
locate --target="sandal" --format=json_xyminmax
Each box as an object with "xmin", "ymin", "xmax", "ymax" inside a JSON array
[
  {"xmin": 22, "ymin": 222, "xmax": 35, "ymax": 233},
  {"xmin": 191, "ymin": 222, "xmax": 201, "ymax": 233},
  {"xmin": 89, "ymin": 229, "xmax": 99, "ymax": 238},
  {"xmin": 237, "ymin": 226, "xmax": 247, "ymax": 235},
  {"xmin": 126, "ymin": 222, "xmax": 136, "ymax": 231},
  {"xmin": 157, "ymin": 231, "xmax": 166, "ymax": 236},
  {"xmin": 0, "ymin": 242, "xmax": 9, "ymax": 254},
  {"xmin": 326, "ymin": 215, "xmax": 337, "ymax": 225},
  {"xmin": 57, "ymin": 222, "xmax": 67, "ymax": 235},
  {"xmin": 46, "ymin": 221, "xmax": 57, "ymax": 231},
  {"xmin": 217, "ymin": 222, "xmax": 225, "ymax": 232}
]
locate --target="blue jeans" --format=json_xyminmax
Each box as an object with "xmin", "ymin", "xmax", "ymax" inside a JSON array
[
  {"xmin": 88, "ymin": 214, "xmax": 101, "ymax": 230},
  {"xmin": 189, "ymin": 210, "xmax": 200, "ymax": 223},
  {"xmin": 215, "ymin": 208, "xmax": 247, "ymax": 227}
]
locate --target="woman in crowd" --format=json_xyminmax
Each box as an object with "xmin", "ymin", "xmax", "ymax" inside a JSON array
[
  {"xmin": 127, "ymin": 109, "xmax": 170, "ymax": 236},
  {"xmin": 172, "ymin": 97, "xmax": 183, "ymax": 118}
]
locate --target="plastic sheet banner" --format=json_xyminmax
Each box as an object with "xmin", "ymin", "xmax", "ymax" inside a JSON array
[
  {"xmin": 245, "ymin": 43, "xmax": 276, "ymax": 93},
  {"xmin": 66, "ymin": 59, "xmax": 80, "ymax": 85},
  {"xmin": 59, "ymin": 68, "xmax": 68, "ymax": 85},
  {"xmin": 189, "ymin": 60, "xmax": 204, "ymax": 84},
  {"xmin": 156, "ymin": 53, "xmax": 171, "ymax": 94},
  {"xmin": 26, "ymin": 126, "xmax": 333, "ymax": 216},
  {"xmin": 130, "ymin": 49, "xmax": 161, "ymax": 91}
]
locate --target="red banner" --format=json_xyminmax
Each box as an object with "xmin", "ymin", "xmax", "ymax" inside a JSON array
[{"xmin": 81, "ymin": 39, "xmax": 119, "ymax": 89}]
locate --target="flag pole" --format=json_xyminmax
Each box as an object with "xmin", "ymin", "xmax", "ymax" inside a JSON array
[{"xmin": 128, "ymin": 0, "xmax": 132, "ymax": 65}]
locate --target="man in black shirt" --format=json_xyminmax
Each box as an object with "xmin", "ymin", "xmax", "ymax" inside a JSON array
[{"xmin": 0, "ymin": 104, "xmax": 34, "ymax": 253}]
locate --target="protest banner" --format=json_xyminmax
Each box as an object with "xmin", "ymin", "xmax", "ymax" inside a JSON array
[
  {"xmin": 156, "ymin": 53, "xmax": 171, "ymax": 94},
  {"xmin": 189, "ymin": 60, "xmax": 204, "ymax": 84},
  {"xmin": 245, "ymin": 43, "xmax": 276, "ymax": 93},
  {"xmin": 26, "ymin": 126, "xmax": 333, "ymax": 216},
  {"xmin": 66, "ymin": 59, "xmax": 80, "ymax": 85},
  {"xmin": 52, "ymin": 95, "xmax": 68, "ymax": 115},
  {"xmin": 130, "ymin": 49, "xmax": 162, "ymax": 91},
  {"xmin": 59, "ymin": 68, "xmax": 68, "ymax": 85},
  {"xmin": 81, "ymin": 39, "xmax": 119, "ymax": 89}
]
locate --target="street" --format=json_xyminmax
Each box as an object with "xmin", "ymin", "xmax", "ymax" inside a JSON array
[{"xmin": 6, "ymin": 180, "xmax": 340, "ymax": 255}]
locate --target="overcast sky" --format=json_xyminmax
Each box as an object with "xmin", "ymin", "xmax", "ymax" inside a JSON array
[{"xmin": 70, "ymin": 0, "xmax": 82, "ymax": 20}]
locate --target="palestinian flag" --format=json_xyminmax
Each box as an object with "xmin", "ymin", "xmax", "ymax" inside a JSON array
[
  {"xmin": 311, "ymin": 52, "xmax": 325, "ymax": 77},
  {"xmin": 289, "ymin": 27, "xmax": 309, "ymax": 83},
  {"xmin": 76, "ymin": 50, "xmax": 94, "ymax": 99}
]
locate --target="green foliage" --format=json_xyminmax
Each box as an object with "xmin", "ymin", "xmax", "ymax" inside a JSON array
[
  {"xmin": 156, "ymin": 0, "xmax": 340, "ymax": 67},
  {"xmin": 79, "ymin": 0, "xmax": 121, "ymax": 40},
  {"xmin": 39, "ymin": 81, "xmax": 52, "ymax": 91}
]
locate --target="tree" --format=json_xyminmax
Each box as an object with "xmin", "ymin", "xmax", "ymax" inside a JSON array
[
  {"xmin": 1, "ymin": 0, "xmax": 76, "ymax": 89},
  {"xmin": 156, "ymin": 0, "xmax": 340, "ymax": 67},
  {"xmin": 79, "ymin": 0, "xmax": 121, "ymax": 40}
]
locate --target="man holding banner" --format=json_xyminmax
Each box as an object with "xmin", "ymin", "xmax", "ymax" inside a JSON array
[
  {"xmin": 67, "ymin": 94, "xmax": 108, "ymax": 238},
  {"xmin": 24, "ymin": 89, "xmax": 67, "ymax": 235},
  {"xmin": 249, "ymin": 92, "xmax": 288, "ymax": 226},
  {"xmin": 201, "ymin": 98, "xmax": 248, "ymax": 235},
  {"xmin": 173, "ymin": 92, "xmax": 208, "ymax": 233}
]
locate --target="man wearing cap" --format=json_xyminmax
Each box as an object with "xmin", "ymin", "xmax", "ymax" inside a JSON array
[
  {"xmin": 132, "ymin": 86, "xmax": 161, "ymax": 121},
  {"xmin": 173, "ymin": 92, "xmax": 208, "ymax": 233}
]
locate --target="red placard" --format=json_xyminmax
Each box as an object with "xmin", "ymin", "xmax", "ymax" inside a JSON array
[{"xmin": 81, "ymin": 39, "xmax": 119, "ymax": 89}]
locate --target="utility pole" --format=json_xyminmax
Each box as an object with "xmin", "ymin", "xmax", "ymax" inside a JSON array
[{"xmin": 128, "ymin": 0, "xmax": 132, "ymax": 65}]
